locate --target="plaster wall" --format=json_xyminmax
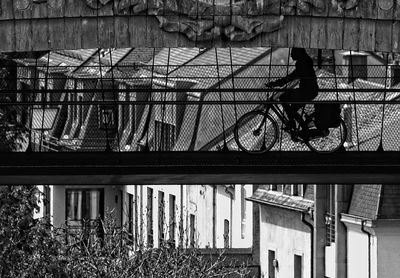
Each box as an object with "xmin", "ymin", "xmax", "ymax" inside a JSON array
[
  {"xmin": 47, "ymin": 184, "xmax": 251, "ymax": 249},
  {"xmin": 187, "ymin": 185, "xmax": 214, "ymax": 248},
  {"xmin": 231, "ymin": 184, "xmax": 253, "ymax": 248},
  {"xmin": 375, "ymin": 224, "xmax": 400, "ymax": 278},
  {"xmin": 216, "ymin": 186, "xmax": 232, "ymax": 248},
  {"xmin": 140, "ymin": 185, "xmax": 183, "ymax": 248},
  {"xmin": 214, "ymin": 185, "xmax": 253, "ymax": 248},
  {"xmin": 259, "ymin": 205, "xmax": 311, "ymax": 278},
  {"xmin": 346, "ymin": 226, "xmax": 370, "ymax": 278}
]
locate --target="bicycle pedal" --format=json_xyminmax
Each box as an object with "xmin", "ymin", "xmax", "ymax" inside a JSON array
[{"xmin": 290, "ymin": 134, "xmax": 303, "ymax": 143}]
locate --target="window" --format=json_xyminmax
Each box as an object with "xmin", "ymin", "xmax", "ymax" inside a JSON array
[
  {"xmin": 128, "ymin": 193, "xmax": 134, "ymax": 238},
  {"xmin": 268, "ymin": 250, "xmax": 276, "ymax": 278},
  {"xmin": 224, "ymin": 219, "xmax": 230, "ymax": 248},
  {"xmin": 189, "ymin": 214, "xmax": 195, "ymax": 247},
  {"xmin": 292, "ymin": 184, "xmax": 304, "ymax": 197},
  {"xmin": 66, "ymin": 189, "xmax": 104, "ymax": 222},
  {"xmin": 154, "ymin": 120, "xmax": 175, "ymax": 151},
  {"xmin": 43, "ymin": 185, "xmax": 51, "ymax": 218},
  {"xmin": 147, "ymin": 188, "xmax": 154, "ymax": 247},
  {"xmin": 294, "ymin": 255, "xmax": 302, "ymax": 278},
  {"xmin": 270, "ymin": 184, "xmax": 277, "ymax": 191},
  {"xmin": 325, "ymin": 185, "xmax": 335, "ymax": 245},
  {"xmin": 158, "ymin": 191, "xmax": 165, "ymax": 244},
  {"xmin": 241, "ymin": 186, "xmax": 246, "ymax": 239},
  {"xmin": 169, "ymin": 194, "xmax": 176, "ymax": 243}
]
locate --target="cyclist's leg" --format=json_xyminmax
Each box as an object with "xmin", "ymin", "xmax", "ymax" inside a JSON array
[
  {"xmin": 280, "ymin": 92, "xmax": 295, "ymax": 129},
  {"xmin": 280, "ymin": 90, "xmax": 304, "ymax": 130}
]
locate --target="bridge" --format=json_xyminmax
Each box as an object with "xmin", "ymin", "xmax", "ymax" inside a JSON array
[
  {"xmin": 1, "ymin": 47, "xmax": 400, "ymax": 184},
  {"xmin": 1, "ymin": 0, "xmax": 400, "ymax": 52},
  {"xmin": 1, "ymin": 152, "xmax": 400, "ymax": 184}
]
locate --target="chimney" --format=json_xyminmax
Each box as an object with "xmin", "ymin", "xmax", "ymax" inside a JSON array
[
  {"xmin": 387, "ymin": 61, "xmax": 400, "ymax": 87},
  {"xmin": 341, "ymin": 51, "xmax": 368, "ymax": 83}
]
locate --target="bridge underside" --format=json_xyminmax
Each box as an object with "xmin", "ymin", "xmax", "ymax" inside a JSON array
[
  {"xmin": 1, "ymin": 0, "xmax": 400, "ymax": 52},
  {"xmin": 1, "ymin": 152, "xmax": 400, "ymax": 185}
]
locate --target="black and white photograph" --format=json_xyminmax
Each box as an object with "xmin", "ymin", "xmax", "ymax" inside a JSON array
[{"xmin": 1, "ymin": 0, "xmax": 400, "ymax": 277}]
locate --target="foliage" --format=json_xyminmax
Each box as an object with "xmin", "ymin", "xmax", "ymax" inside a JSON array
[
  {"xmin": 0, "ymin": 186, "xmax": 63, "ymax": 277},
  {"xmin": 0, "ymin": 54, "xmax": 27, "ymax": 151},
  {"xmin": 0, "ymin": 186, "xmax": 251, "ymax": 278}
]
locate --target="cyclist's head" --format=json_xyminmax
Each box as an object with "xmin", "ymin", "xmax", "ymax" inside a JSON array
[{"xmin": 291, "ymin": 48, "xmax": 307, "ymax": 60}]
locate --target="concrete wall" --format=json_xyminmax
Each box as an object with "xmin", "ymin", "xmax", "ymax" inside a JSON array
[{"xmin": 259, "ymin": 205, "xmax": 311, "ymax": 278}]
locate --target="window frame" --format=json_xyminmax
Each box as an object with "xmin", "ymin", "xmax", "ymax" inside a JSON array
[{"xmin": 65, "ymin": 188, "xmax": 104, "ymax": 224}]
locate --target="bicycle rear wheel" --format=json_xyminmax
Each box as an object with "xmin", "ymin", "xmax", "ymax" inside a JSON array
[
  {"xmin": 234, "ymin": 110, "xmax": 278, "ymax": 154},
  {"xmin": 305, "ymin": 119, "xmax": 347, "ymax": 154}
]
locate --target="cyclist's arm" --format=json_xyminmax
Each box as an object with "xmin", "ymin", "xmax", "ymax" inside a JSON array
[
  {"xmin": 272, "ymin": 68, "xmax": 299, "ymax": 87},
  {"xmin": 272, "ymin": 91, "xmax": 285, "ymax": 101}
]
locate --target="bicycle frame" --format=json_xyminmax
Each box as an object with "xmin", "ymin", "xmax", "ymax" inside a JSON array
[
  {"xmin": 258, "ymin": 97, "xmax": 309, "ymax": 135},
  {"xmin": 234, "ymin": 91, "xmax": 347, "ymax": 154}
]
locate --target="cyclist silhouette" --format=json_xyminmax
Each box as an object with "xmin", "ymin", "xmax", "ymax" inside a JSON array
[{"xmin": 265, "ymin": 48, "xmax": 320, "ymax": 140}]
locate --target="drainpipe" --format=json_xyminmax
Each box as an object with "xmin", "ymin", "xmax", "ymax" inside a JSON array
[
  {"xmin": 212, "ymin": 185, "xmax": 217, "ymax": 248},
  {"xmin": 301, "ymin": 211, "xmax": 314, "ymax": 278},
  {"xmin": 361, "ymin": 220, "xmax": 371, "ymax": 278},
  {"xmin": 180, "ymin": 184, "xmax": 184, "ymax": 248}
]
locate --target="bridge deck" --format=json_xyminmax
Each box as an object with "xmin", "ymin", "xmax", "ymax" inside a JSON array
[{"xmin": 1, "ymin": 152, "xmax": 399, "ymax": 184}]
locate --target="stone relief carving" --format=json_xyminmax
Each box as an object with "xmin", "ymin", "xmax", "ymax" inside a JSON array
[
  {"xmin": 282, "ymin": 0, "xmax": 326, "ymax": 15},
  {"xmin": 13, "ymin": 0, "xmax": 63, "ymax": 10},
  {"xmin": 8, "ymin": 0, "xmax": 362, "ymax": 42},
  {"xmin": 331, "ymin": 0, "xmax": 360, "ymax": 14}
]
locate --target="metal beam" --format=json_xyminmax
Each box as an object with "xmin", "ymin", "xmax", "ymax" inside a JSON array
[{"xmin": 1, "ymin": 152, "xmax": 400, "ymax": 185}]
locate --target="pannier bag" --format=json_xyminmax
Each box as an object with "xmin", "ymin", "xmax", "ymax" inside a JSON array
[{"xmin": 314, "ymin": 103, "xmax": 341, "ymax": 129}]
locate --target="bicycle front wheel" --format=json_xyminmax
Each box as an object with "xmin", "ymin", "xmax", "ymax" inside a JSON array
[
  {"xmin": 234, "ymin": 111, "xmax": 278, "ymax": 154},
  {"xmin": 305, "ymin": 119, "xmax": 347, "ymax": 154}
]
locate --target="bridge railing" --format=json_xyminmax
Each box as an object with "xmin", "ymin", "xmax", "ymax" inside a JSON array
[{"xmin": 1, "ymin": 62, "xmax": 400, "ymax": 152}]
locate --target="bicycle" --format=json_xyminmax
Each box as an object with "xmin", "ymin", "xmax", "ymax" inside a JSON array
[{"xmin": 233, "ymin": 91, "xmax": 347, "ymax": 154}]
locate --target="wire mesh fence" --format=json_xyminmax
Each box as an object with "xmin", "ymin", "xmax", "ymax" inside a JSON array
[{"xmin": 2, "ymin": 48, "xmax": 400, "ymax": 152}]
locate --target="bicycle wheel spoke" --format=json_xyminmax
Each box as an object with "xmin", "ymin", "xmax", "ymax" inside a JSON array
[
  {"xmin": 234, "ymin": 111, "xmax": 278, "ymax": 154},
  {"xmin": 306, "ymin": 119, "xmax": 347, "ymax": 153}
]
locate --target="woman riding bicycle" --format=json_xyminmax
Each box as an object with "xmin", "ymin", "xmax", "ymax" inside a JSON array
[{"xmin": 265, "ymin": 48, "xmax": 326, "ymax": 140}]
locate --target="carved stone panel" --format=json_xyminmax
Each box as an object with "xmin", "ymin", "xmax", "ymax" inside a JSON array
[{"xmin": 378, "ymin": 0, "xmax": 394, "ymax": 10}]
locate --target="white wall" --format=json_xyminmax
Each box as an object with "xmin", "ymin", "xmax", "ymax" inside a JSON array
[
  {"xmin": 346, "ymin": 225, "xmax": 370, "ymax": 278},
  {"xmin": 214, "ymin": 185, "xmax": 253, "ymax": 248},
  {"xmin": 259, "ymin": 205, "xmax": 311, "ymax": 278},
  {"xmin": 341, "ymin": 218, "xmax": 400, "ymax": 278},
  {"xmin": 187, "ymin": 185, "xmax": 214, "ymax": 247},
  {"xmin": 374, "ymin": 223, "xmax": 400, "ymax": 278},
  {"xmin": 47, "ymin": 184, "xmax": 252, "ymax": 250},
  {"xmin": 139, "ymin": 185, "xmax": 183, "ymax": 248}
]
